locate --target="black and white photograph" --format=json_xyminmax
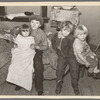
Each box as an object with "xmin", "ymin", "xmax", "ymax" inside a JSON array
[{"xmin": 0, "ymin": 3, "xmax": 100, "ymax": 97}]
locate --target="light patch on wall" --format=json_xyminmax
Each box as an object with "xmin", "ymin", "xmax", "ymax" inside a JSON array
[{"xmin": 6, "ymin": 6, "xmax": 41, "ymax": 15}]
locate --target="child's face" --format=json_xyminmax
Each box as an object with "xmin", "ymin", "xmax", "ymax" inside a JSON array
[
  {"xmin": 61, "ymin": 26, "xmax": 71, "ymax": 37},
  {"xmin": 21, "ymin": 28, "xmax": 30, "ymax": 37},
  {"xmin": 77, "ymin": 32, "xmax": 87, "ymax": 41},
  {"xmin": 30, "ymin": 20, "xmax": 41, "ymax": 30}
]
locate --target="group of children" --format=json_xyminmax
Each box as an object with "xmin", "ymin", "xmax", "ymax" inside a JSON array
[
  {"xmin": 0, "ymin": 14, "xmax": 100, "ymax": 95},
  {"xmin": 0, "ymin": 14, "xmax": 48, "ymax": 95},
  {"xmin": 52, "ymin": 21, "xmax": 100, "ymax": 95}
]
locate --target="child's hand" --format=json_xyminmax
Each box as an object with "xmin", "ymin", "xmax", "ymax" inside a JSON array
[
  {"xmin": 93, "ymin": 52, "xmax": 96, "ymax": 56},
  {"xmin": 90, "ymin": 55, "xmax": 94, "ymax": 59},
  {"xmin": 31, "ymin": 44, "xmax": 40, "ymax": 50},
  {"xmin": 14, "ymin": 44, "xmax": 18, "ymax": 48},
  {"xmin": 30, "ymin": 44, "xmax": 35, "ymax": 50},
  {"xmin": 86, "ymin": 62, "xmax": 91, "ymax": 67},
  {"xmin": 35, "ymin": 45, "xmax": 40, "ymax": 49},
  {"xmin": 58, "ymin": 31, "xmax": 63, "ymax": 39}
]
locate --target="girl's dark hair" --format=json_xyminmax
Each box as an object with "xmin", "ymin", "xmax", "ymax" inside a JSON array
[
  {"xmin": 21, "ymin": 24, "xmax": 29, "ymax": 29},
  {"xmin": 20, "ymin": 24, "xmax": 31, "ymax": 36}
]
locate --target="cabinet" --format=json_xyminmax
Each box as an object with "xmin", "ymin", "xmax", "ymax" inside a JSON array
[{"xmin": 50, "ymin": 6, "xmax": 81, "ymax": 27}]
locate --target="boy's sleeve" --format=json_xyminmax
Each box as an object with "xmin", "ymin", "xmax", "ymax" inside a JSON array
[
  {"xmin": 61, "ymin": 37, "xmax": 69, "ymax": 56},
  {"xmin": 51, "ymin": 33, "xmax": 58, "ymax": 50},
  {"xmin": 39, "ymin": 32, "xmax": 49, "ymax": 50},
  {"xmin": 74, "ymin": 39, "xmax": 83, "ymax": 54},
  {"xmin": 31, "ymin": 37, "xmax": 35, "ymax": 44}
]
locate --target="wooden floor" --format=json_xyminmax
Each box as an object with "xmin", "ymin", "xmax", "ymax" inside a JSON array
[
  {"xmin": 1, "ymin": 37, "xmax": 100, "ymax": 97},
  {"xmin": 0, "ymin": 70, "xmax": 100, "ymax": 96}
]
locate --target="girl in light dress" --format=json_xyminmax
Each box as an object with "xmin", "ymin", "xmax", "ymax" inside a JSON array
[{"xmin": 0, "ymin": 24, "xmax": 36, "ymax": 91}]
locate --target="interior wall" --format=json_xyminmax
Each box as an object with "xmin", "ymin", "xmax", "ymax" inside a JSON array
[
  {"xmin": 0, "ymin": 6, "xmax": 100, "ymax": 45},
  {"xmin": 0, "ymin": 6, "xmax": 41, "ymax": 29},
  {"xmin": 77, "ymin": 6, "xmax": 100, "ymax": 45},
  {"xmin": 6, "ymin": 6, "xmax": 41, "ymax": 15}
]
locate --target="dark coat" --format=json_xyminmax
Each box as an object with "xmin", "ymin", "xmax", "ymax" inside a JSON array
[{"xmin": 51, "ymin": 33, "xmax": 75, "ymax": 58}]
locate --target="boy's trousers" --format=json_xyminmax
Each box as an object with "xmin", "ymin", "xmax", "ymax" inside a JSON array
[
  {"xmin": 56, "ymin": 51, "xmax": 79, "ymax": 86},
  {"xmin": 86, "ymin": 55, "xmax": 98, "ymax": 73},
  {"xmin": 34, "ymin": 49, "xmax": 44, "ymax": 92},
  {"xmin": 86, "ymin": 55, "xmax": 98, "ymax": 68}
]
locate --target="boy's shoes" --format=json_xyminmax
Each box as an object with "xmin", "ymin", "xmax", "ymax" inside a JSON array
[
  {"xmin": 87, "ymin": 72, "xmax": 94, "ymax": 77},
  {"xmin": 93, "ymin": 72, "xmax": 100, "ymax": 79},
  {"xmin": 37, "ymin": 91, "xmax": 43, "ymax": 95},
  {"xmin": 55, "ymin": 80, "xmax": 63, "ymax": 94},
  {"xmin": 72, "ymin": 83, "xmax": 80, "ymax": 95},
  {"xmin": 15, "ymin": 86, "xmax": 22, "ymax": 91},
  {"xmin": 73, "ymin": 87, "xmax": 80, "ymax": 95}
]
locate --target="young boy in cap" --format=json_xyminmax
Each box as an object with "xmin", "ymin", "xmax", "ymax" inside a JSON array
[{"xmin": 29, "ymin": 14, "xmax": 49, "ymax": 95}]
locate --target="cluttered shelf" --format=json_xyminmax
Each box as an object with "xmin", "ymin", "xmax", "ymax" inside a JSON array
[{"xmin": 0, "ymin": 16, "xmax": 49, "ymax": 23}]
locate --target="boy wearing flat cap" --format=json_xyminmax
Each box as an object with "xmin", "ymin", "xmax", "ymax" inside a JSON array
[{"xmin": 29, "ymin": 14, "xmax": 49, "ymax": 95}]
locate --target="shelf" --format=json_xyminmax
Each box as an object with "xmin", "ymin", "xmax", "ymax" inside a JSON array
[{"xmin": 0, "ymin": 16, "xmax": 49, "ymax": 23}]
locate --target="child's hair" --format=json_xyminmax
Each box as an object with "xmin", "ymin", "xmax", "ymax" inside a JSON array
[
  {"xmin": 21, "ymin": 24, "xmax": 29, "ymax": 29},
  {"xmin": 58, "ymin": 21, "xmax": 74, "ymax": 33},
  {"xmin": 29, "ymin": 14, "xmax": 44, "ymax": 25},
  {"xmin": 20, "ymin": 24, "xmax": 31, "ymax": 36},
  {"xmin": 74, "ymin": 24, "xmax": 88, "ymax": 38}
]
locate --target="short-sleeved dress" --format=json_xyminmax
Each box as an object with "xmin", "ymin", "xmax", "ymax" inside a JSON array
[{"xmin": 6, "ymin": 34, "xmax": 36, "ymax": 91}]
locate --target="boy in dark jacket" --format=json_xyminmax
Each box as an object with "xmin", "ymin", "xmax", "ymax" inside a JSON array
[{"xmin": 52, "ymin": 21, "xmax": 80, "ymax": 95}]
